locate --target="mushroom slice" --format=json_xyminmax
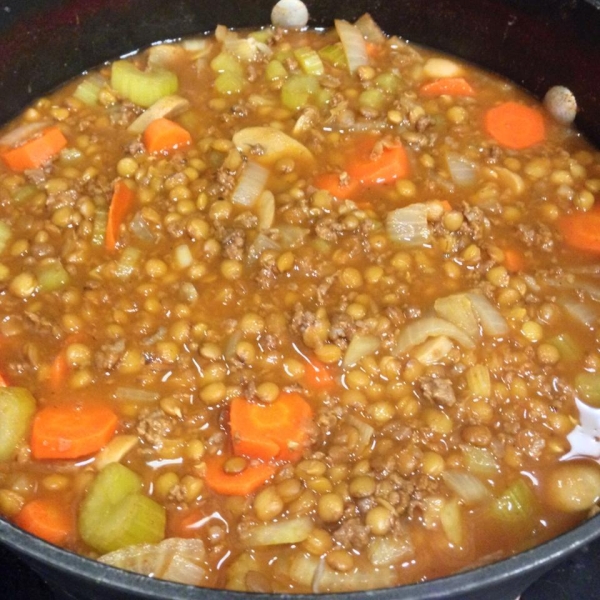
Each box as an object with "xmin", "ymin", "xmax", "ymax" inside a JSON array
[{"xmin": 127, "ymin": 95, "xmax": 190, "ymax": 134}]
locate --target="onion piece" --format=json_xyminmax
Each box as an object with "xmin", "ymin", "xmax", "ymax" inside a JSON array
[
  {"xmin": 440, "ymin": 498, "xmax": 463, "ymax": 546},
  {"xmin": 99, "ymin": 538, "xmax": 208, "ymax": 586},
  {"xmin": 240, "ymin": 516, "xmax": 313, "ymax": 547},
  {"xmin": 94, "ymin": 435, "xmax": 138, "ymax": 470},
  {"xmin": 335, "ymin": 20, "xmax": 369, "ymax": 74},
  {"xmin": 276, "ymin": 224, "xmax": 309, "ymax": 248},
  {"xmin": 446, "ymin": 152, "xmax": 478, "ymax": 186},
  {"xmin": 559, "ymin": 296, "xmax": 598, "ymax": 327},
  {"xmin": 0, "ymin": 120, "xmax": 51, "ymax": 148},
  {"xmin": 127, "ymin": 95, "xmax": 190, "ymax": 134},
  {"xmin": 354, "ymin": 13, "xmax": 386, "ymax": 44},
  {"xmin": 434, "ymin": 294, "xmax": 479, "ymax": 338},
  {"xmin": 173, "ymin": 244, "xmax": 193, "ymax": 269},
  {"xmin": 224, "ymin": 37, "xmax": 272, "ymax": 62},
  {"xmin": 113, "ymin": 387, "xmax": 160, "ymax": 403},
  {"xmin": 346, "ymin": 415, "xmax": 375, "ymax": 453},
  {"xmin": 129, "ymin": 212, "xmax": 156, "ymax": 242},
  {"xmin": 367, "ymin": 534, "xmax": 414, "ymax": 566},
  {"xmin": 343, "ymin": 334, "xmax": 380, "ymax": 367},
  {"xmin": 231, "ymin": 161, "xmax": 269, "ymax": 207},
  {"xmin": 395, "ymin": 317, "xmax": 475, "ymax": 355},
  {"xmin": 233, "ymin": 126, "xmax": 313, "ymax": 165},
  {"xmin": 386, "ymin": 203, "xmax": 430, "ymax": 246},
  {"xmin": 247, "ymin": 232, "xmax": 281, "ymax": 264},
  {"xmin": 257, "ymin": 190, "xmax": 275, "ymax": 230},
  {"xmin": 147, "ymin": 44, "xmax": 187, "ymax": 69},
  {"xmin": 414, "ymin": 335, "xmax": 454, "ymax": 365},
  {"xmin": 466, "ymin": 292, "xmax": 509, "ymax": 336},
  {"xmin": 271, "ymin": 0, "xmax": 309, "ymax": 28},
  {"xmin": 443, "ymin": 470, "xmax": 491, "ymax": 505}
]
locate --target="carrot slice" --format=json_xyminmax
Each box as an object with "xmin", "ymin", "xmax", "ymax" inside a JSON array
[
  {"xmin": 347, "ymin": 136, "xmax": 410, "ymax": 184},
  {"xmin": 105, "ymin": 180, "xmax": 136, "ymax": 251},
  {"xmin": 142, "ymin": 118, "xmax": 192, "ymax": 154},
  {"xmin": 0, "ymin": 372, "xmax": 9, "ymax": 387},
  {"xmin": 559, "ymin": 210, "xmax": 600, "ymax": 254},
  {"xmin": 420, "ymin": 77, "xmax": 475, "ymax": 97},
  {"xmin": 1, "ymin": 126, "xmax": 67, "ymax": 172},
  {"xmin": 203, "ymin": 456, "xmax": 276, "ymax": 496},
  {"xmin": 31, "ymin": 404, "xmax": 118, "ymax": 460},
  {"xmin": 503, "ymin": 247, "xmax": 527, "ymax": 272},
  {"xmin": 313, "ymin": 172, "xmax": 359, "ymax": 200},
  {"xmin": 16, "ymin": 498, "xmax": 73, "ymax": 546},
  {"xmin": 304, "ymin": 357, "xmax": 336, "ymax": 391},
  {"xmin": 484, "ymin": 101, "xmax": 546, "ymax": 149},
  {"xmin": 48, "ymin": 333, "xmax": 87, "ymax": 390},
  {"xmin": 230, "ymin": 392, "xmax": 313, "ymax": 462}
]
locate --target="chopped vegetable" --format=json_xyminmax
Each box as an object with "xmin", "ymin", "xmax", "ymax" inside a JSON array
[
  {"xmin": 16, "ymin": 498, "xmax": 72, "ymax": 546},
  {"xmin": 79, "ymin": 463, "xmax": 166, "ymax": 554},
  {"xmin": 395, "ymin": 317, "xmax": 476, "ymax": 355},
  {"xmin": 484, "ymin": 101, "xmax": 546, "ymax": 149},
  {"xmin": 559, "ymin": 209, "xmax": 600, "ymax": 254},
  {"xmin": 233, "ymin": 126, "xmax": 313, "ymax": 164},
  {"xmin": 240, "ymin": 516, "xmax": 313, "ymax": 546},
  {"xmin": 281, "ymin": 74, "xmax": 320, "ymax": 111},
  {"xmin": 386, "ymin": 203, "xmax": 430, "ymax": 246},
  {"xmin": 127, "ymin": 95, "xmax": 191, "ymax": 134},
  {"xmin": 550, "ymin": 332, "xmax": 584, "ymax": 363},
  {"xmin": 347, "ymin": 137, "xmax": 410, "ymax": 184},
  {"xmin": 462, "ymin": 445, "xmax": 499, "ymax": 475},
  {"xmin": 230, "ymin": 392, "xmax": 313, "ymax": 461},
  {"xmin": 0, "ymin": 387, "xmax": 36, "ymax": 461},
  {"xmin": 73, "ymin": 74, "xmax": 106, "ymax": 106},
  {"xmin": 343, "ymin": 334, "xmax": 380, "ymax": 367},
  {"xmin": 294, "ymin": 46, "xmax": 324, "ymax": 76},
  {"xmin": 203, "ymin": 455, "xmax": 276, "ymax": 496},
  {"xmin": 575, "ymin": 372, "xmax": 600, "ymax": 407},
  {"xmin": 445, "ymin": 152, "xmax": 478, "ymax": 186},
  {"xmin": 434, "ymin": 294, "xmax": 479, "ymax": 338},
  {"xmin": 440, "ymin": 498, "xmax": 463, "ymax": 546},
  {"xmin": 420, "ymin": 77, "xmax": 474, "ymax": 97},
  {"xmin": 465, "ymin": 364, "xmax": 492, "ymax": 398},
  {"xmin": 423, "ymin": 57, "xmax": 463, "ymax": 78},
  {"xmin": 502, "ymin": 247, "xmax": 526, "ymax": 272},
  {"xmin": 31, "ymin": 404, "xmax": 118, "ymax": 460},
  {"xmin": 443, "ymin": 470, "xmax": 491, "ymax": 505},
  {"xmin": 467, "ymin": 292, "xmax": 509, "ymax": 336},
  {"xmin": 318, "ymin": 43, "xmax": 347, "ymax": 69},
  {"xmin": 110, "ymin": 60, "xmax": 178, "ymax": 108},
  {"xmin": 1, "ymin": 126, "xmax": 67, "ymax": 172},
  {"xmin": 491, "ymin": 478, "xmax": 536, "ymax": 522},
  {"xmin": 231, "ymin": 161, "xmax": 269, "ymax": 206},
  {"xmin": 105, "ymin": 180, "xmax": 136, "ymax": 251},
  {"xmin": 335, "ymin": 19, "xmax": 369, "ymax": 74},
  {"xmin": 303, "ymin": 357, "xmax": 336, "ymax": 390},
  {"xmin": 313, "ymin": 172, "xmax": 359, "ymax": 200},
  {"xmin": 36, "ymin": 259, "xmax": 70, "ymax": 292},
  {"xmin": 142, "ymin": 117, "xmax": 192, "ymax": 155}
]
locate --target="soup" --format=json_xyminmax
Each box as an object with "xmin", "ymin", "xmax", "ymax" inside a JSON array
[{"xmin": 0, "ymin": 1, "xmax": 599, "ymax": 593}]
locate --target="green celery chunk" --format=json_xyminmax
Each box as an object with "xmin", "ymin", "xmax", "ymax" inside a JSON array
[
  {"xmin": 294, "ymin": 46, "xmax": 324, "ymax": 76},
  {"xmin": 575, "ymin": 372, "xmax": 600, "ymax": 407},
  {"xmin": 36, "ymin": 259, "xmax": 70, "ymax": 292},
  {"xmin": 265, "ymin": 60, "xmax": 288, "ymax": 82},
  {"xmin": 0, "ymin": 388, "xmax": 36, "ymax": 461},
  {"xmin": 73, "ymin": 74, "xmax": 105, "ymax": 106},
  {"xmin": 359, "ymin": 88, "xmax": 386, "ymax": 111},
  {"xmin": 281, "ymin": 74, "xmax": 320, "ymax": 111},
  {"xmin": 79, "ymin": 463, "xmax": 166, "ymax": 554},
  {"xmin": 551, "ymin": 332, "xmax": 584, "ymax": 363},
  {"xmin": 491, "ymin": 478, "xmax": 536, "ymax": 522},
  {"xmin": 111, "ymin": 60, "xmax": 178, "ymax": 108},
  {"xmin": 318, "ymin": 43, "xmax": 347, "ymax": 69},
  {"xmin": 215, "ymin": 71, "xmax": 246, "ymax": 95},
  {"xmin": 210, "ymin": 52, "xmax": 244, "ymax": 76},
  {"xmin": 0, "ymin": 221, "xmax": 11, "ymax": 254},
  {"xmin": 462, "ymin": 445, "xmax": 498, "ymax": 476}
]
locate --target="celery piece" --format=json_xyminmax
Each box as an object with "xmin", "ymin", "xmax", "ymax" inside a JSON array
[
  {"xmin": 318, "ymin": 43, "xmax": 348, "ymax": 69},
  {"xmin": 359, "ymin": 88, "xmax": 386, "ymax": 111},
  {"xmin": 491, "ymin": 479, "xmax": 536, "ymax": 522},
  {"xmin": 215, "ymin": 71, "xmax": 246, "ymax": 95},
  {"xmin": 11, "ymin": 185, "xmax": 37, "ymax": 205},
  {"xmin": 265, "ymin": 60, "xmax": 288, "ymax": 82},
  {"xmin": 575, "ymin": 372, "xmax": 600, "ymax": 407},
  {"xmin": 210, "ymin": 52, "xmax": 244, "ymax": 76},
  {"xmin": 551, "ymin": 332, "xmax": 584, "ymax": 363},
  {"xmin": 294, "ymin": 46, "xmax": 325, "ymax": 76},
  {"xmin": 281, "ymin": 74, "xmax": 320, "ymax": 111},
  {"xmin": 0, "ymin": 388, "xmax": 36, "ymax": 461},
  {"xmin": 274, "ymin": 49, "xmax": 293, "ymax": 63},
  {"xmin": 0, "ymin": 221, "xmax": 11, "ymax": 254},
  {"xmin": 111, "ymin": 60, "xmax": 178, "ymax": 108},
  {"xmin": 79, "ymin": 463, "xmax": 166, "ymax": 554},
  {"xmin": 115, "ymin": 247, "xmax": 142, "ymax": 280},
  {"xmin": 91, "ymin": 209, "xmax": 108, "ymax": 247},
  {"xmin": 375, "ymin": 72, "xmax": 402, "ymax": 94},
  {"xmin": 36, "ymin": 259, "xmax": 70, "ymax": 292},
  {"xmin": 73, "ymin": 75, "xmax": 105, "ymax": 106},
  {"xmin": 249, "ymin": 29, "xmax": 274, "ymax": 44}
]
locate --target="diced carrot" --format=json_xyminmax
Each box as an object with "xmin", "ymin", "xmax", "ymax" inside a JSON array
[
  {"xmin": 484, "ymin": 101, "xmax": 546, "ymax": 150},
  {"xmin": 313, "ymin": 172, "xmax": 359, "ymax": 200},
  {"xmin": 440, "ymin": 200, "xmax": 453, "ymax": 212},
  {"xmin": 558, "ymin": 209, "xmax": 600, "ymax": 254},
  {"xmin": 0, "ymin": 372, "xmax": 9, "ymax": 387},
  {"xmin": 419, "ymin": 77, "xmax": 475, "ymax": 97},
  {"xmin": 304, "ymin": 357, "xmax": 336, "ymax": 391},
  {"xmin": 365, "ymin": 42, "xmax": 383, "ymax": 58},
  {"xmin": 48, "ymin": 333, "xmax": 87, "ymax": 390},
  {"xmin": 1, "ymin": 126, "xmax": 67, "ymax": 172},
  {"xmin": 203, "ymin": 455, "xmax": 276, "ymax": 496},
  {"xmin": 16, "ymin": 498, "xmax": 73, "ymax": 546},
  {"xmin": 105, "ymin": 180, "xmax": 136, "ymax": 251},
  {"xmin": 230, "ymin": 392, "xmax": 314, "ymax": 462},
  {"xmin": 347, "ymin": 136, "xmax": 410, "ymax": 184},
  {"xmin": 503, "ymin": 248, "xmax": 527, "ymax": 272},
  {"xmin": 31, "ymin": 404, "xmax": 118, "ymax": 460},
  {"xmin": 171, "ymin": 508, "xmax": 207, "ymax": 538},
  {"xmin": 142, "ymin": 117, "xmax": 192, "ymax": 154}
]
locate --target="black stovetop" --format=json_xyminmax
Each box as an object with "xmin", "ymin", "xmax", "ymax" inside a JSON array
[{"xmin": 2, "ymin": 539, "xmax": 600, "ymax": 600}]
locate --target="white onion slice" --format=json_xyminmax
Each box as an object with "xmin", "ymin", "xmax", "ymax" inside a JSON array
[
  {"xmin": 233, "ymin": 127, "xmax": 313, "ymax": 164},
  {"xmin": 247, "ymin": 232, "xmax": 281, "ymax": 264},
  {"xmin": 446, "ymin": 152, "xmax": 478, "ymax": 186},
  {"xmin": 231, "ymin": 161, "xmax": 269, "ymax": 207},
  {"xmin": 395, "ymin": 317, "xmax": 475, "ymax": 355},
  {"xmin": 0, "ymin": 120, "xmax": 51, "ymax": 148},
  {"xmin": 240, "ymin": 516, "xmax": 313, "ymax": 547},
  {"xmin": 466, "ymin": 292, "xmax": 509, "ymax": 336},
  {"xmin": 335, "ymin": 19, "xmax": 369, "ymax": 74},
  {"xmin": 114, "ymin": 387, "xmax": 160, "ymax": 403},
  {"xmin": 560, "ymin": 296, "xmax": 598, "ymax": 327},
  {"xmin": 386, "ymin": 203, "xmax": 430, "ymax": 246},
  {"xmin": 127, "ymin": 95, "xmax": 190, "ymax": 134},
  {"xmin": 354, "ymin": 13, "xmax": 386, "ymax": 44},
  {"xmin": 343, "ymin": 334, "xmax": 380, "ymax": 367},
  {"xmin": 271, "ymin": 0, "xmax": 309, "ymax": 28},
  {"xmin": 443, "ymin": 470, "xmax": 491, "ymax": 505}
]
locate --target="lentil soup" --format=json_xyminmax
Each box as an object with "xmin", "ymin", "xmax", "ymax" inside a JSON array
[{"xmin": 0, "ymin": 3, "xmax": 600, "ymax": 593}]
